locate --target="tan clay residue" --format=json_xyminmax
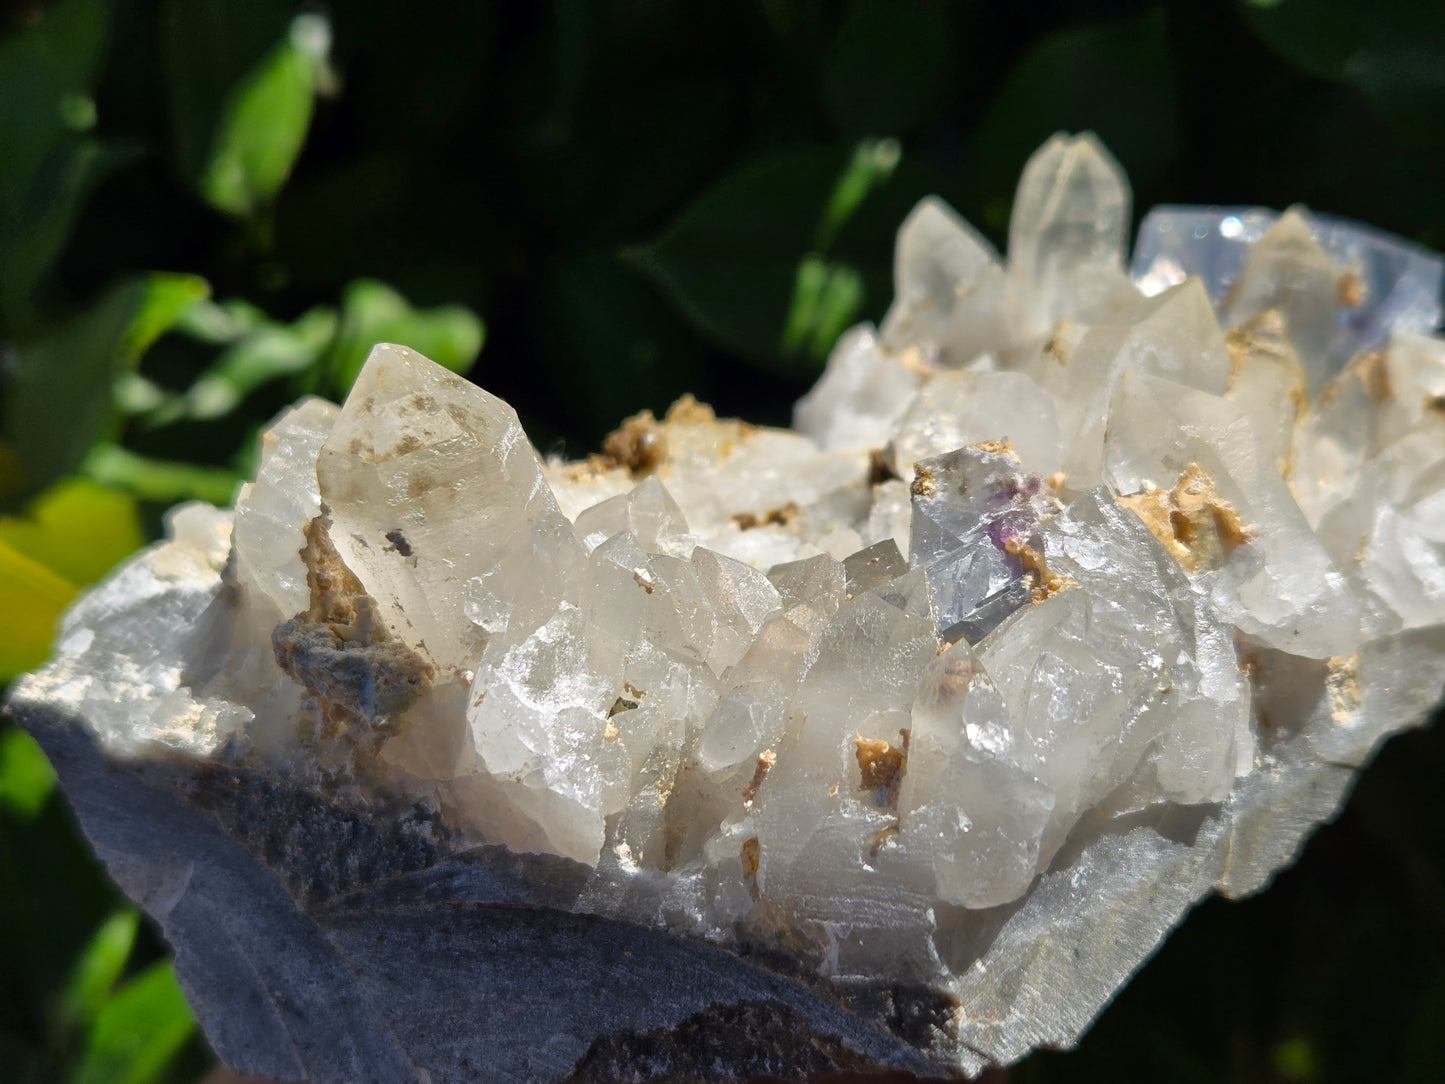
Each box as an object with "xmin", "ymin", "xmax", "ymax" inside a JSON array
[
  {"xmin": 272, "ymin": 517, "xmax": 434, "ymax": 742},
  {"xmin": 1118, "ymin": 463, "xmax": 1252, "ymax": 574},
  {"xmin": 1224, "ymin": 310, "xmax": 1308, "ymax": 478},
  {"xmin": 1004, "ymin": 536, "xmax": 1076, "ymax": 602},
  {"xmin": 655, "ymin": 766, "xmax": 677, "ymax": 805},
  {"xmin": 868, "ymin": 448, "xmax": 898, "ymax": 486},
  {"xmin": 732, "ymin": 503, "xmax": 799, "ymax": 531},
  {"xmin": 1353, "ymin": 349, "xmax": 1392, "ymax": 404},
  {"xmin": 654, "ymin": 394, "xmax": 761, "ymax": 467},
  {"xmin": 1325, "ymin": 653, "xmax": 1363, "ymax": 724},
  {"xmin": 910, "ymin": 464, "xmax": 937, "ymax": 498},
  {"xmin": 1045, "ymin": 471, "xmax": 1067, "ymax": 493},
  {"xmin": 969, "ymin": 438, "xmax": 1015, "ymax": 456},
  {"xmin": 599, "ymin": 409, "xmax": 666, "ymax": 477},
  {"xmin": 607, "ymin": 685, "xmax": 643, "ymax": 719},
  {"xmin": 855, "ymin": 730, "xmax": 909, "ymax": 811},
  {"xmin": 300, "ymin": 517, "xmax": 382, "ymax": 639},
  {"xmin": 868, "ymin": 823, "xmax": 900, "ymax": 858},
  {"xmin": 740, "ymin": 836, "xmax": 761, "ymax": 881},
  {"xmin": 1225, "ymin": 310, "xmax": 1293, "ymax": 385},
  {"xmin": 665, "ymin": 394, "xmax": 716, "ymax": 426},
  {"xmin": 1336, "ymin": 269, "xmax": 1365, "ymax": 308},
  {"xmin": 741, "ymin": 749, "xmax": 776, "ymax": 808},
  {"xmin": 894, "ymin": 344, "xmax": 936, "ymax": 377},
  {"xmin": 1044, "ymin": 322, "xmax": 1073, "ymax": 365},
  {"xmin": 935, "ymin": 645, "xmax": 989, "ymax": 695}
]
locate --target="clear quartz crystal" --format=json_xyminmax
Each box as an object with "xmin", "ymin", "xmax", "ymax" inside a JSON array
[
  {"xmin": 1008, "ymin": 131, "xmax": 1133, "ymax": 336},
  {"xmin": 881, "ymin": 196, "xmax": 1000, "ymax": 364},
  {"xmin": 20, "ymin": 131, "xmax": 1445, "ymax": 1061}
]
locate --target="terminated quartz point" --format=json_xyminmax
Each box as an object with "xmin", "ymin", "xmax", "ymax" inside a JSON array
[{"xmin": 8, "ymin": 132, "xmax": 1445, "ymax": 1083}]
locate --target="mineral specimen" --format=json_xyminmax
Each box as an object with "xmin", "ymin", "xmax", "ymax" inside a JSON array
[{"xmin": 8, "ymin": 131, "xmax": 1445, "ymax": 1082}]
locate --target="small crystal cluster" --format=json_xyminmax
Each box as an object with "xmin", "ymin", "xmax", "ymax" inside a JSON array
[{"xmin": 14, "ymin": 134, "xmax": 1445, "ymax": 1034}]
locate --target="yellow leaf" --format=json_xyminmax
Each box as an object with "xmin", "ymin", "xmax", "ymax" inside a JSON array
[
  {"xmin": 0, "ymin": 477, "xmax": 145, "ymax": 586},
  {"xmin": 0, "ymin": 539, "xmax": 76, "ymax": 681},
  {"xmin": 0, "ymin": 477, "xmax": 145, "ymax": 681}
]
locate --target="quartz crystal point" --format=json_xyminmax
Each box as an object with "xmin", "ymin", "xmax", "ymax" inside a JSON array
[
  {"xmin": 1008, "ymin": 131, "xmax": 1133, "ymax": 334},
  {"xmin": 316, "ymin": 343, "xmax": 585, "ymax": 673},
  {"xmin": 8, "ymin": 132, "xmax": 1445, "ymax": 1083},
  {"xmin": 879, "ymin": 196, "xmax": 1001, "ymax": 365}
]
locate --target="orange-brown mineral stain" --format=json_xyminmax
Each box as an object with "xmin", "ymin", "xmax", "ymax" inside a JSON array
[{"xmin": 1119, "ymin": 463, "xmax": 1252, "ymax": 574}]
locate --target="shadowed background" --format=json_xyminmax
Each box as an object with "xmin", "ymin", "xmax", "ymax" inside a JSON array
[{"xmin": 1, "ymin": 1, "xmax": 1443, "ymax": 1081}]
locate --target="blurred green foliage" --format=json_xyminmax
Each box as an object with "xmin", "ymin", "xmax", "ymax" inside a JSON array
[{"xmin": 0, "ymin": 1, "xmax": 1442, "ymax": 1080}]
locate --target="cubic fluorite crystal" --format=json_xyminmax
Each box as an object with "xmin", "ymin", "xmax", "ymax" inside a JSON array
[{"xmin": 9, "ymin": 132, "xmax": 1445, "ymax": 1082}]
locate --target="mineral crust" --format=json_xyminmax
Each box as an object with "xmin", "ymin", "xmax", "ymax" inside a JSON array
[{"xmin": 9, "ymin": 132, "xmax": 1445, "ymax": 1082}]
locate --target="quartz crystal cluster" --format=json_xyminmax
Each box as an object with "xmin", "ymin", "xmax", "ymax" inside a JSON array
[{"xmin": 11, "ymin": 132, "xmax": 1445, "ymax": 1080}]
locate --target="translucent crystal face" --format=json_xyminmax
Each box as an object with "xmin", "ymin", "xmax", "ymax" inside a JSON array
[{"xmin": 16, "ymin": 131, "xmax": 1445, "ymax": 1053}]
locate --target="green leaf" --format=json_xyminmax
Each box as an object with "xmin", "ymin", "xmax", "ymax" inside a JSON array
[
  {"xmin": 539, "ymin": 252, "xmax": 707, "ymax": 441},
  {"xmin": 4, "ymin": 282, "xmax": 140, "ymax": 500},
  {"xmin": 819, "ymin": 0, "xmax": 957, "ymax": 137},
  {"xmin": 1271, "ymin": 1036, "xmax": 1320, "ymax": 1081},
  {"xmin": 199, "ymin": 30, "xmax": 323, "ymax": 218},
  {"xmin": 69, "ymin": 961, "xmax": 195, "ymax": 1084},
  {"xmin": 1342, "ymin": 37, "xmax": 1445, "ymax": 148},
  {"xmin": 972, "ymin": 8, "xmax": 1179, "ymax": 212},
  {"xmin": 173, "ymin": 297, "xmax": 270, "ymax": 345},
  {"xmin": 113, "ymin": 374, "xmax": 172, "ymax": 418},
  {"xmin": 0, "ymin": 725, "xmax": 58, "ymax": 819},
  {"xmin": 628, "ymin": 146, "xmax": 859, "ymax": 369},
  {"xmin": 631, "ymin": 140, "xmax": 923, "ymax": 370},
  {"xmin": 0, "ymin": 0, "xmax": 122, "ymax": 330},
  {"xmin": 160, "ymin": 0, "xmax": 292, "ymax": 184},
  {"xmin": 816, "ymin": 138, "xmax": 901, "ymax": 253},
  {"xmin": 58, "ymin": 910, "xmax": 140, "ymax": 1035},
  {"xmin": 0, "ymin": 140, "xmax": 134, "ymax": 335},
  {"xmin": 1239, "ymin": 2, "xmax": 1445, "ymax": 147},
  {"xmin": 780, "ymin": 256, "xmax": 864, "ymax": 362},
  {"xmin": 80, "ymin": 445, "xmax": 240, "ymax": 507},
  {"xmin": 184, "ymin": 306, "xmax": 338, "ymax": 419},
  {"xmin": 2, "ymin": 274, "xmax": 209, "ymax": 501},
  {"xmin": 120, "ymin": 275, "xmax": 212, "ymax": 368},
  {"xmin": 327, "ymin": 280, "xmax": 485, "ymax": 394}
]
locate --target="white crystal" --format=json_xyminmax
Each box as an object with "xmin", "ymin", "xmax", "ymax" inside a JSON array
[
  {"xmin": 1008, "ymin": 131, "xmax": 1133, "ymax": 336},
  {"xmin": 12, "ymin": 132, "xmax": 1445, "ymax": 1079},
  {"xmin": 794, "ymin": 324, "xmax": 922, "ymax": 452},
  {"xmin": 880, "ymin": 196, "xmax": 1000, "ymax": 365}
]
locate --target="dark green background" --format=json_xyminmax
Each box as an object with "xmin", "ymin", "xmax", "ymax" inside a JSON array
[{"xmin": 2, "ymin": 1, "xmax": 1443, "ymax": 1080}]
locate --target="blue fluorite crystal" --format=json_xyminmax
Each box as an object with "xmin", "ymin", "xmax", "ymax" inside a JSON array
[
  {"xmin": 909, "ymin": 444, "xmax": 1059, "ymax": 643},
  {"xmin": 1131, "ymin": 205, "xmax": 1443, "ymax": 371}
]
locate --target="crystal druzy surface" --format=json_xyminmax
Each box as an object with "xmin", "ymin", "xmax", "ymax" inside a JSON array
[{"xmin": 10, "ymin": 133, "xmax": 1445, "ymax": 1080}]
